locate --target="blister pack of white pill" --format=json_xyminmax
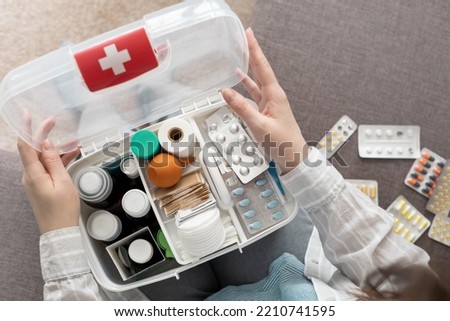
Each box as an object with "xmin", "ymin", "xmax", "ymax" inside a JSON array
[
  {"xmin": 426, "ymin": 161, "xmax": 450, "ymax": 216},
  {"xmin": 386, "ymin": 195, "xmax": 430, "ymax": 243},
  {"xmin": 205, "ymin": 107, "xmax": 269, "ymax": 184},
  {"xmin": 404, "ymin": 148, "xmax": 446, "ymax": 199},
  {"xmin": 316, "ymin": 115, "xmax": 358, "ymax": 159},
  {"xmin": 346, "ymin": 179, "xmax": 378, "ymax": 205},
  {"xmin": 358, "ymin": 125, "xmax": 421, "ymax": 159},
  {"xmin": 428, "ymin": 215, "xmax": 450, "ymax": 247}
]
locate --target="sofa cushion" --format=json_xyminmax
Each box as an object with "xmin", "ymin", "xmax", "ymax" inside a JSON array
[
  {"xmin": 0, "ymin": 150, "xmax": 43, "ymax": 300},
  {"xmin": 249, "ymin": 0, "xmax": 450, "ymax": 284}
]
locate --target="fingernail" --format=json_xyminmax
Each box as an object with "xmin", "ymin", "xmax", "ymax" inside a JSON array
[
  {"xmin": 43, "ymin": 139, "xmax": 53, "ymax": 151},
  {"xmin": 246, "ymin": 27, "xmax": 254, "ymax": 36}
]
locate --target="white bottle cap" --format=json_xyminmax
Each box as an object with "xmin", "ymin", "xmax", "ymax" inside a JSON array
[
  {"xmin": 122, "ymin": 189, "xmax": 151, "ymax": 218},
  {"xmin": 87, "ymin": 210, "xmax": 122, "ymax": 242},
  {"xmin": 120, "ymin": 157, "xmax": 140, "ymax": 179},
  {"xmin": 79, "ymin": 172, "xmax": 103, "ymax": 195},
  {"xmin": 76, "ymin": 167, "xmax": 113, "ymax": 203},
  {"xmin": 128, "ymin": 239, "xmax": 153, "ymax": 264}
]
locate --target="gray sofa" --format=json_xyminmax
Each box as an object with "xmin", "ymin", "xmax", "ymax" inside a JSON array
[{"xmin": 1, "ymin": 0, "xmax": 449, "ymax": 300}]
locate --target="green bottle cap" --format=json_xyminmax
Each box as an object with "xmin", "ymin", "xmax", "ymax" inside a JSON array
[{"xmin": 130, "ymin": 130, "xmax": 160, "ymax": 160}]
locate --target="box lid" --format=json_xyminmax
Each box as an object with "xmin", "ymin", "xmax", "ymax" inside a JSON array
[{"xmin": 0, "ymin": 0, "xmax": 248, "ymax": 153}]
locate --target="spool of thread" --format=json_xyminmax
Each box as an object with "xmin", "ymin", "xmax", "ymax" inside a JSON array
[
  {"xmin": 147, "ymin": 153, "xmax": 182, "ymax": 188},
  {"xmin": 157, "ymin": 118, "xmax": 195, "ymax": 160},
  {"xmin": 130, "ymin": 129, "xmax": 160, "ymax": 160},
  {"xmin": 87, "ymin": 210, "xmax": 122, "ymax": 242}
]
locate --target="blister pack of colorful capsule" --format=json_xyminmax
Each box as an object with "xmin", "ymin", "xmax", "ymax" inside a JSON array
[
  {"xmin": 358, "ymin": 125, "xmax": 421, "ymax": 159},
  {"xmin": 428, "ymin": 216, "xmax": 450, "ymax": 247},
  {"xmin": 404, "ymin": 148, "xmax": 446, "ymax": 198},
  {"xmin": 316, "ymin": 115, "xmax": 358, "ymax": 159},
  {"xmin": 346, "ymin": 179, "xmax": 378, "ymax": 205},
  {"xmin": 205, "ymin": 107, "xmax": 269, "ymax": 184},
  {"xmin": 386, "ymin": 195, "xmax": 430, "ymax": 243},
  {"xmin": 426, "ymin": 161, "xmax": 450, "ymax": 216},
  {"xmin": 221, "ymin": 164, "xmax": 286, "ymax": 237}
]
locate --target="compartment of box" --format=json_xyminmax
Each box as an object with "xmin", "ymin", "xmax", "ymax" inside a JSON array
[
  {"xmin": 132, "ymin": 109, "xmax": 241, "ymax": 265},
  {"xmin": 107, "ymin": 227, "xmax": 166, "ymax": 281}
]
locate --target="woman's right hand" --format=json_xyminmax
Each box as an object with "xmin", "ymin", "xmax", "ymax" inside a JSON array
[{"xmin": 223, "ymin": 28, "xmax": 307, "ymax": 174}]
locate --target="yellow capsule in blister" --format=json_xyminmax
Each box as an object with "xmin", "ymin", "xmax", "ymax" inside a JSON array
[
  {"xmin": 394, "ymin": 199, "xmax": 406, "ymax": 212},
  {"xmin": 401, "ymin": 229, "xmax": 410, "ymax": 237},
  {"xmin": 361, "ymin": 185, "xmax": 367, "ymax": 194},
  {"xmin": 413, "ymin": 216, "xmax": 422, "ymax": 226},
  {"xmin": 370, "ymin": 186, "xmax": 377, "ymax": 199},
  {"xmin": 406, "ymin": 212, "xmax": 415, "ymax": 221},
  {"xmin": 419, "ymin": 221, "xmax": 428, "ymax": 231},
  {"xmin": 394, "ymin": 224, "xmax": 403, "ymax": 234}
]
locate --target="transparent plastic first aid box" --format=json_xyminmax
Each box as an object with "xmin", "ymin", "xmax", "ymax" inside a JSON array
[{"xmin": 0, "ymin": 0, "xmax": 298, "ymax": 292}]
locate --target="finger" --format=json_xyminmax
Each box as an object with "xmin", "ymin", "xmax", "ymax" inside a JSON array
[
  {"xmin": 17, "ymin": 138, "xmax": 46, "ymax": 175},
  {"xmin": 222, "ymin": 89, "xmax": 263, "ymax": 129},
  {"xmin": 21, "ymin": 108, "xmax": 32, "ymax": 136},
  {"xmin": 41, "ymin": 139, "xmax": 69, "ymax": 179},
  {"xmin": 61, "ymin": 147, "xmax": 80, "ymax": 167},
  {"xmin": 57, "ymin": 138, "xmax": 81, "ymax": 155},
  {"xmin": 236, "ymin": 68, "xmax": 262, "ymax": 104},
  {"xmin": 246, "ymin": 28, "xmax": 278, "ymax": 88},
  {"xmin": 33, "ymin": 116, "xmax": 56, "ymax": 147}
]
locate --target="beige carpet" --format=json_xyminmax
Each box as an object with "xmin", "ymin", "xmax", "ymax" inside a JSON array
[{"xmin": 0, "ymin": 0, "xmax": 254, "ymax": 152}]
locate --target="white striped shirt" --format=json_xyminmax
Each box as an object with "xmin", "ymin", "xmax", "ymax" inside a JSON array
[
  {"xmin": 39, "ymin": 147, "xmax": 431, "ymax": 300},
  {"xmin": 282, "ymin": 147, "xmax": 430, "ymax": 300}
]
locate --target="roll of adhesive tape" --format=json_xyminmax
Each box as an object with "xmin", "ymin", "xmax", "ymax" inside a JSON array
[
  {"xmin": 157, "ymin": 118, "xmax": 195, "ymax": 159},
  {"xmin": 147, "ymin": 153, "xmax": 183, "ymax": 188}
]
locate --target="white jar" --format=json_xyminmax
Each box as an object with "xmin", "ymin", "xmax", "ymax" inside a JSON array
[
  {"xmin": 128, "ymin": 239, "xmax": 153, "ymax": 264},
  {"xmin": 86, "ymin": 210, "xmax": 122, "ymax": 242},
  {"xmin": 75, "ymin": 167, "xmax": 113, "ymax": 204},
  {"xmin": 122, "ymin": 189, "xmax": 151, "ymax": 219}
]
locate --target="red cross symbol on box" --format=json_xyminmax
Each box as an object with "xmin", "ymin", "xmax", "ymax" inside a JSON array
[{"xmin": 74, "ymin": 28, "xmax": 159, "ymax": 92}]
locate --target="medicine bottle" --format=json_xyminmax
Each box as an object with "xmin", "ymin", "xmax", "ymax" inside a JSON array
[
  {"xmin": 75, "ymin": 166, "xmax": 117, "ymax": 209},
  {"xmin": 128, "ymin": 238, "xmax": 154, "ymax": 273},
  {"xmin": 120, "ymin": 156, "xmax": 144, "ymax": 190},
  {"xmin": 86, "ymin": 210, "xmax": 123, "ymax": 242},
  {"xmin": 121, "ymin": 189, "xmax": 155, "ymax": 229}
]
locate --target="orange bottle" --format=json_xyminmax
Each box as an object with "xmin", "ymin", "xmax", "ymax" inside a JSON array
[{"xmin": 147, "ymin": 153, "xmax": 183, "ymax": 188}]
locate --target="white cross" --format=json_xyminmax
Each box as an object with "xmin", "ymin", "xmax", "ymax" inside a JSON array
[{"xmin": 98, "ymin": 44, "xmax": 131, "ymax": 76}]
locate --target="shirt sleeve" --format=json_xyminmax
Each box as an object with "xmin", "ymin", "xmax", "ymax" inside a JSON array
[
  {"xmin": 281, "ymin": 147, "xmax": 431, "ymax": 290},
  {"xmin": 40, "ymin": 226, "xmax": 107, "ymax": 300}
]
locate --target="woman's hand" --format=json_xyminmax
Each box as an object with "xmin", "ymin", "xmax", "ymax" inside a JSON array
[
  {"xmin": 223, "ymin": 28, "xmax": 307, "ymax": 174},
  {"xmin": 17, "ymin": 116, "xmax": 81, "ymax": 235}
]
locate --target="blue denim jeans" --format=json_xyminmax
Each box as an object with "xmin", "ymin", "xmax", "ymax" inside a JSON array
[{"xmin": 140, "ymin": 210, "xmax": 314, "ymax": 300}]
